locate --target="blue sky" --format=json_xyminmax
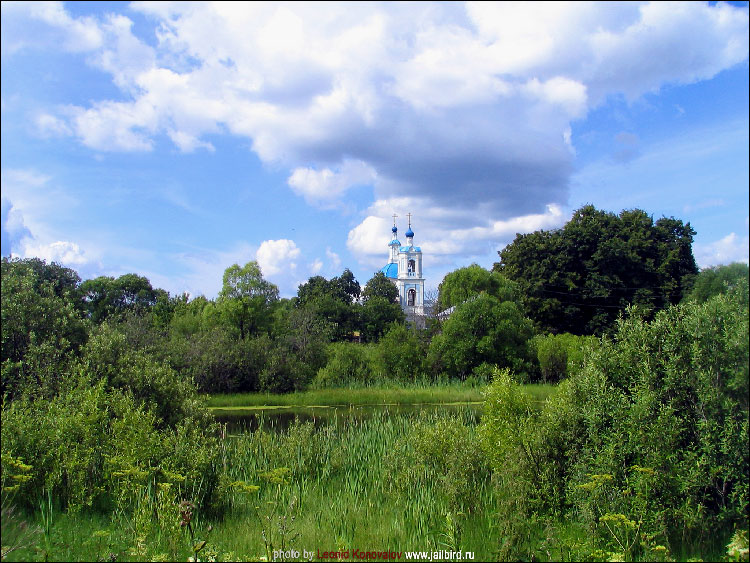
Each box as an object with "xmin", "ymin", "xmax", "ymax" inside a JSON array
[{"xmin": 2, "ymin": 1, "xmax": 748, "ymax": 298}]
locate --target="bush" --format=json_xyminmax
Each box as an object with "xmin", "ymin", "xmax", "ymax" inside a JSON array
[
  {"xmin": 428, "ymin": 294, "xmax": 535, "ymax": 380},
  {"xmin": 373, "ymin": 323, "xmax": 428, "ymax": 383},
  {"xmin": 167, "ymin": 329, "xmax": 268, "ymax": 394},
  {"xmin": 480, "ymin": 287, "xmax": 748, "ymax": 556},
  {"xmin": 314, "ymin": 342, "xmax": 375, "ymax": 388},
  {"xmin": 79, "ymin": 323, "xmax": 209, "ymax": 429},
  {"xmin": 530, "ymin": 333, "xmax": 597, "ymax": 383},
  {"xmin": 1, "ymin": 375, "xmax": 221, "ymax": 514},
  {"xmin": 567, "ymin": 288, "xmax": 746, "ymax": 550}
]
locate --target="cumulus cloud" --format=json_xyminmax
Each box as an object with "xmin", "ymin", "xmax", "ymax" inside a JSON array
[
  {"xmin": 1, "ymin": 197, "xmax": 31, "ymax": 257},
  {"xmin": 326, "ymin": 247, "xmax": 342, "ymax": 271},
  {"xmin": 20, "ymin": 240, "xmax": 88, "ymax": 265},
  {"xmin": 1, "ymin": 169, "xmax": 96, "ymax": 270},
  {"xmin": 347, "ymin": 199, "xmax": 567, "ymax": 270},
  {"xmin": 4, "ymin": 1, "xmax": 748, "ymax": 267},
  {"xmin": 288, "ymin": 159, "xmax": 376, "ymax": 206},
  {"xmin": 256, "ymin": 239, "xmax": 301, "ymax": 277},
  {"xmin": 694, "ymin": 232, "xmax": 750, "ymax": 268}
]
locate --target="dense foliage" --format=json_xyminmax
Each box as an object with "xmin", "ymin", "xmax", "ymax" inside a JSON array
[
  {"xmin": 687, "ymin": 262, "xmax": 749, "ymax": 303},
  {"xmin": 481, "ymin": 285, "xmax": 749, "ymax": 560},
  {"xmin": 2, "ymin": 198, "xmax": 747, "ymax": 561},
  {"xmin": 496, "ymin": 205, "xmax": 699, "ymax": 335}
]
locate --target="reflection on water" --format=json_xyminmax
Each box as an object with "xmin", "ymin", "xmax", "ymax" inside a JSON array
[{"xmin": 212, "ymin": 403, "xmax": 483, "ymax": 434}]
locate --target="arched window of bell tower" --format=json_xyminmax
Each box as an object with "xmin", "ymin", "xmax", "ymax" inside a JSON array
[
  {"xmin": 408, "ymin": 289, "xmax": 416, "ymax": 306},
  {"xmin": 408, "ymin": 259, "xmax": 415, "ymax": 273}
]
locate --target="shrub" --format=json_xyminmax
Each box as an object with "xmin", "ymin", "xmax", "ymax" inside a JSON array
[
  {"xmin": 1, "ymin": 376, "xmax": 221, "ymax": 514},
  {"xmin": 481, "ymin": 287, "xmax": 748, "ymax": 555},
  {"xmin": 428, "ymin": 294, "xmax": 535, "ymax": 380},
  {"xmin": 167, "ymin": 329, "xmax": 268, "ymax": 394},
  {"xmin": 373, "ymin": 323, "xmax": 428, "ymax": 383},
  {"xmin": 565, "ymin": 287, "xmax": 748, "ymax": 549},
  {"xmin": 530, "ymin": 333, "xmax": 598, "ymax": 383},
  {"xmin": 314, "ymin": 342, "xmax": 375, "ymax": 388},
  {"xmin": 78, "ymin": 323, "xmax": 209, "ymax": 429}
]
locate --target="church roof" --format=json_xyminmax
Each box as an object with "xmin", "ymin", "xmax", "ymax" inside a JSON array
[
  {"xmin": 380, "ymin": 263, "xmax": 398, "ymax": 279},
  {"xmin": 399, "ymin": 245, "xmax": 421, "ymax": 252}
]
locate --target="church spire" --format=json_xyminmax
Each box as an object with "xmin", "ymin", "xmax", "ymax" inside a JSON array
[
  {"xmin": 389, "ymin": 213, "xmax": 400, "ymax": 263},
  {"xmin": 405, "ymin": 212, "xmax": 414, "ymax": 242}
]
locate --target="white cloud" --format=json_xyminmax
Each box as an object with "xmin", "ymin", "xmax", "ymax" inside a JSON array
[
  {"xmin": 35, "ymin": 113, "xmax": 73, "ymax": 138},
  {"xmin": 156, "ymin": 241, "xmax": 258, "ymax": 299},
  {"xmin": 287, "ymin": 159, "xmax": 376, "ymax": 206},
  {"xmin": 19, "ymin": 240, "xmax": 88, "ymax": 265},
  {"xmin": 1, "ymin": 169, "xmax": 75, "ymax": 241},
  {"xmin": 694, "ymin": 232, "xmax": 750, "ymax": 268},
  {"xmin": 523, "ymin": 76, "xmax": 588, "ymax": 119},
  {"xmin": 347, "ymin": 199, "xmax": 567, "ymax": 272},
  {"xmin": 1, "ymin": 1, "xmax": 103, "ymax": 55},
  {"xmin": 310, "ymin": 258, "xmax": 323, "ymax": 275},
  {"xmin": 4, "ymin": 1, "xmax": 748, "ymax": 267},
  {"xmin": 1, "ymin": 169, "xmax": 96, "ymax": 269},
  {"xmin": 326, "ymin": 247, "xmax": 342, "ymax": 271},
  {"xmin": 256, "ymin": 239, "xmax": 302, "ymax": 277}
]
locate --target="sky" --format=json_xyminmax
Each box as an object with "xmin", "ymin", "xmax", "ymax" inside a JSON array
[{"xmin": 1, "ymin": 1, "xmax": 748, "ymax": 299}]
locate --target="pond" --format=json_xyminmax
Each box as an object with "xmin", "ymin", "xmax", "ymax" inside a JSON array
[{"xmin": 211, "ymin": 402, "xmax": 484, "ymax": 434}]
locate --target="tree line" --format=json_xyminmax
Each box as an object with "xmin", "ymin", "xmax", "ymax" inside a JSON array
[
  {"xmin": 3, "ymin": 204, "xmax": 748, "ymax": 400},
  {"xmin": 1, "ymin": 204, "xmax": 747, "ymax": 559}
]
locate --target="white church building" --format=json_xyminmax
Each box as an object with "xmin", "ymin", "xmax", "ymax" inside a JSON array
[{"xmin": 380, "ymin": 214, "xmax": 425, "ymax": 320}]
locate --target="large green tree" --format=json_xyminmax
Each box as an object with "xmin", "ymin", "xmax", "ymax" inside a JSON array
[
  {"xmin": 437, "ymin": 263, "xmax": 519, "ymax": 312},
  {"xmin": 218, "ymin": 261, "xmax": 279, "ymax": 339},
  {"xmin": 495, "ymin": 205, "xmax": 699, "ymax": 335},
  {"xmin": 362, "ymin": 271, "xmax": 399, "ymax": 303},
  {"xmin": 295, "ymin": 271, "xmax": 359, "ymax": 341},
  {"xmin": 687, "ymin": 262, "xmax": 749, "ymax": 303},
  {"xmin": 428, "ymin": 293, "xmax": 534, "ymax": 379},
  {"xmin": 80, "ymin": 273, "xmax": 161, "ymax": 324},
  {"xmin": 1, "ymin": 258, "xmax": 88, "ymax": 398},
  {"xmin": 359, "ymin": 272, "xmax": 404, "ymax": 341}
]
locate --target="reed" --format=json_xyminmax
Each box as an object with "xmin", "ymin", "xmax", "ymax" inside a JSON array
[
  {"xmin": 206, "ymin": 381, "xmax": 521, "ymax": 408},
  {"xmin": 210, "ymin": 408, "xmax": 499, "ymax": 560}
]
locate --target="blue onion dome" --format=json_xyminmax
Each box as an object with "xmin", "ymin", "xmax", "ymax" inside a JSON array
[
  {"xmin": 392, "ymin": 225, "xmax": 398, "ymax": 233},
  {"xmin": 405, "ymin": 227, "xmax": 414, "ymax": 238}
]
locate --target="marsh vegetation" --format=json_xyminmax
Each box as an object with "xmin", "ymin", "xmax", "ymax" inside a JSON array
[{"xmin": 2, "ymin": 208, "xmax": 748, "ymax": 561}]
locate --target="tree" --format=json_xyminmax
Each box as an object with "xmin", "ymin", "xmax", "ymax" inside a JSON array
[
  {"xmin": 5, "ymin": 257, "xmax": 81, "ymax": 301},
  {"xmin": 80, "ymin": 273, "xmax": 160, "ymax": 323},
  {"xmin": 360, "ymin": 296, "xmax": 404, "ymax": 342},
  {"xmin": 295, "ymin": 272, "xmax": 358, "ymax": 341},
  {"xmin": 496, "ymin": 205, "xmax": 699, "ymax": 335},
  {"xmin": 1, "ymin": 258, "xmax": 87, "ymax": 398},
  {"xmin": 362, "ymin": 271, "xmax": 399, "ymax": 303},
  {"xmin": 375, "ymin": 323, "xmax": 427, "ymax": 382},
  {"xmin": 437, "ymin": 264, "xmax": 518, "ymax": 312},
  {"xmin": 686, "ymin": 262, "xmax": 749, "ymax": 303},
  {"xmin": 217, "ymin": 261, "xmax": 279, "ymax": 339},
  {"xmin": 428, "ymin": 293, "xmax": 535, "ymax": 380},
  {"xmin": 334, "ymin": 268, "xmax": 361, "ymax": 303}
]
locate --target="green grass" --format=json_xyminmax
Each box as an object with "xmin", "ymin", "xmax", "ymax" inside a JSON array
[
  {"xmin": 3, "ymin": 409, "xmax": 500, "ymax": 562},
  {"xmin": 2, "ymin": 402, "xmax": 729, "ymax": 562},
  {"xmin": 205, "ymin": 382, "xmax": 558, "ymax": 409}
]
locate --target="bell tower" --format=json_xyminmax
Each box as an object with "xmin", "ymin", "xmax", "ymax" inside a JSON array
[{"xmin": 396, "ymin": 213, "xmax": 424, "ymax": 317}]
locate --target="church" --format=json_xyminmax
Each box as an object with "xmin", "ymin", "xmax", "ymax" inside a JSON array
[{"xmin": 380, "ymin": 214, "xmax": 425, "ymax": 320}]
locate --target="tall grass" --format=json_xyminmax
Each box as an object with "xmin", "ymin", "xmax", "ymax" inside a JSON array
[
  {"xmin": 3, "ymin": 387, "xmax": 563, "ymax": 562},
  {"xmin": 211, "ymin": 408, "xmax": 499, "ymax": 560},
  {"xmin": 206, "ymin": 382, "xmax": 557, "ymax": 409}
]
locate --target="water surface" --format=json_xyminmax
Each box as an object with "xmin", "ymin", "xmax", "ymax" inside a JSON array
[{"xmin": 211, "ymin": 402, "xmax": 483, "ymax": 434}]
